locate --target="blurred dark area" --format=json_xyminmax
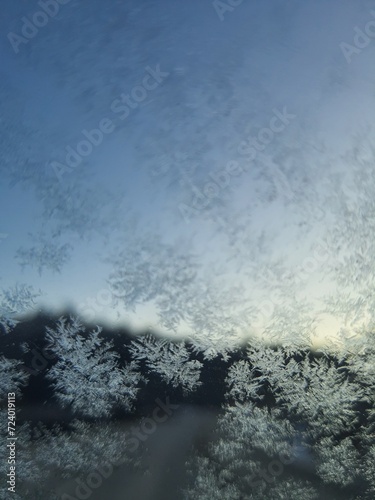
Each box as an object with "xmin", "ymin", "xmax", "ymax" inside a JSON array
[{"xmin": 0, "ymin": 309, "xmax": 372, "ymax": 499}]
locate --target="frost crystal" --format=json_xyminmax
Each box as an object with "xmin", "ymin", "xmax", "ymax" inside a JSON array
[
  {"xmin": 129, "ymin": 334, "xmax": 202, "ymax": 392},
  {"xmin": 0, "ymin": 284, "xmax": 41, "ymax": 334},
  {"xmin": 45, "ymin": 317, "xmax": 143, "ymax": 418}
]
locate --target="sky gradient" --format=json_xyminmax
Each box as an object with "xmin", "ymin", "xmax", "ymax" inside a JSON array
[{"xmin": 1, "ymin": 0, "xmax": 375, "ymax": 352}]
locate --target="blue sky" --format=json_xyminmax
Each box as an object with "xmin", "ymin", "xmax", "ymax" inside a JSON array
[{"xmin": 1, "ymin": 0, "xmax": 375, "ymax": 351}]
